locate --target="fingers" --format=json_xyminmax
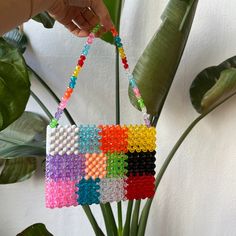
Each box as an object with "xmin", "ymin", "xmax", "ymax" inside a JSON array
[
  {"xmin": 68, "ymin": 0, "xmax": 91, "ymax": 8},
  {"xmin": 68, "ymin": 0, "xmax": 113, "ymax": 30},
  {"xmin": 64, "ymin": 21, "xmax": 89, "ymax": 37},
  {"xmin": 49, "ymin": 0, "xmax": 113, "ymax": 37},
  {"xmin": 80, "ymin": 7, "xmax": 99, "ymax": 28},
  {"xmin": 91, "ymin": 0, "xmax": 113, "ymax": 30},
  {"xmin": 72, "ymin": 10, "xmax": 90, "ymax": 29}
]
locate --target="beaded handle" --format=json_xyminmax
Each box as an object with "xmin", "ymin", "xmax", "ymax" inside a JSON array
[{"xmin": 49, "ymin": 25, "xmax": 150, "ymax": 128}]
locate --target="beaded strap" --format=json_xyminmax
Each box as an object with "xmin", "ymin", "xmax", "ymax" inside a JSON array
[{"xmin": 49, "ymin": 25, "xmax": 150, "ymax": 128}]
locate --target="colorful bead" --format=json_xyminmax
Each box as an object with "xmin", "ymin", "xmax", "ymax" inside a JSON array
[
  {"xmin": 99, "ymin": 125, "xmax": 128, "ymax": 153},
  {"xmin": 138, "ymin": 98, "xmax": 145, "ymax": 109},
  {"xmin": 50, "ymin": 118, "xmax": 58, "ymax": 128},
  {"xmin": 127, "ymin": 151, "xmax": 156, "ymax": 176},
  {"xmin": 78, "ymin": 125, "xmax": 101, "ymax": 153},
  {"xmin": 129, "ymin": 78, "xmax": 137, "ymax": 88},
  {"xmin": 125, "ymin": 175, "xmax": 155, "ymax": 200},
  {"xmin": 106, "ymin": 153, "xmax": 128, "ymax": 177},
  {"xmin": 92, "ymin": 24, "xmax": 100, "ymax": 34},
  {"xmin": 115, "ymin": 36, "xmax": 121, "ymax": 43},
  {"xmin": 76, "ymin": 178, "xmax": 100, "ymax": 205},
  {"xmin": 46, "ymin": 123, "xmax": 156, "ymax": 208},
  {"xmin": 46, "ymin": 25, "xmax": 155, "ymax": 208},
  {"xmin": 70, "ymin": 76, "xmax": 77, "ymax": 82},
  {"xmin": 116, "ymin": 42, "xmax": 123, "ymax": 48},
  {"xmin": 127, "ymin": 125, "xmax": 156, "ymax": 152},
  {"xmin": 85, "ymin": 152, "xmax": 107, "ymax": 179},
  {"xmin": 82, "ymin": 49, "xmax": 89, "ymax": 56},
  {"xmin": 99, "ymin": 178, "xmax": 126, "ymax": 203},
  {"xmin": 50, "ymin": 25, "xmax": 150, "ymax": 127},
  {"xmin": 46, "ymin": 179, "xmax": 79, "ymax": 208},
  {"xmin": 80, "ymin": 55, "xmax": 86, "ymax": 61}
]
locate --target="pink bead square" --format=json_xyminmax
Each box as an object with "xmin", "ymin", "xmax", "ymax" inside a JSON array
[{"xmin": 45, "ymin": 179, "xmax": 79, "ymax": 208}]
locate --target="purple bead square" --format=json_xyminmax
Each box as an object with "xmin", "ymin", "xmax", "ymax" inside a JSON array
[{"xmin": 46, "ymin": 154, "xmax": 85, "ymax": 180}]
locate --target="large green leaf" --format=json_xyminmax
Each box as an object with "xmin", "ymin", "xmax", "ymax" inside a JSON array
[
  {"xmin": 101, "ymin": 0, "xmax": 122, "ymax": 44},
  {"xmin": 0, "ymin": 157, "xmax": 36, "ymax": 184},
  {"xmin": 190, "ymin": 56, "xmax": 236, "ymax": 113},
  {"xmin": 128, "ymin": 0, "xmax": 199, "ymax": 117},
  {"xmin": 0, "ymin": 111, "xmax": 47, "ymax": 157},
  {"xmin": 3, "ymin": 28, "xmax": 28, "ymax": 53},
  {"xmin": 17, "ymin": 223, "xmax": 53, "ymax": 236},
  {"xmin": 0, "ymin": 38, "xmax": 30, "ymax": 131},
  {"xmin": 32, "ymin": 12, "xmax": 55, "ymax": 28}
]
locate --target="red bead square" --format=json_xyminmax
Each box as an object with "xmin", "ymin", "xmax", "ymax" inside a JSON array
[{"xmin": 125, "ymin": 175, "xmax": 155, "ymax": 200}]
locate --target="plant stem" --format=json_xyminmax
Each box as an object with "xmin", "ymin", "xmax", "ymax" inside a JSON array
[
  {"xmin": 104, "ymin": 203, "xmax": 118, "ymax": 236},
  {"xmin": 27, "ymin": 65, "xmax": 75, "ymax": 125},
  {"xmin": 152, "ymin": 116, "xmax": 158, "ymax": 127},
  {"xmin": 123, "ymin": 200, "xmax": 134, "ymax": 236},
  {"xmin": 115, "ymin": 0, "xmax": 123, "ymax": 234},
  {"xmin": 137, "ymin": 93, "xmax": 236, "ymax": 236},
  {"xmin": 82, "ymin": 205, "xmax": 105, "ymax": 236},
  {"xmin": 117, "ymin": 201, "xmax": 123, "ymax": 236},
  {"xmin": 130, "ymin": 200, "xmax": 141, "ymax": 236},
  {"xmin": 100, "ymin": 204, "xmax": 114, "ymax": 236},
  {"xmin": 30, "ymin": 91, "xmax": 53, "ymax": 120}
]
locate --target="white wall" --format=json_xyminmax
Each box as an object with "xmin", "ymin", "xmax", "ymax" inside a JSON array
[{"xmin": 1, "ymin": 0, "xmax": 236, "ymax": 235}]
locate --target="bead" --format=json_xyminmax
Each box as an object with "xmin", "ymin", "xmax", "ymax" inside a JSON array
[
  {"xmin": 110, "ymin": 27, "xmax": 118, "ymax": 36},
  {"xmin": 89, "ymin": 32, "xmax": 95, "ymax": 39},
  {"xmin": 73, "ymin": 70, "xmax": 78, "ymax": 77},
  {"xmin": 116, "ymin": 42, "xmax": 123, "ymax": 48},
  {"xmin": 50, "ymin": 118, "xmax": 58, "ymax": 128},
  {"xmin": 91, "ymin": 24, "xmax": 100, "ymax": 33},
  {"xmin": 82, "ymin": 49, "xmax": 89, "ymax": 56},
  {"xmin": 115, "ymin": 36, "xmax": 121, "ymax": 43},
  {"xmin": 84, "ymin": 44, "xmax": 90, "ymax": 51},
  {"xmin": 78, "ymin": 60, "xmax": 84, "ymax": 67},
  {"xmin": 138, "ymin": 98, "xmax": 145, "ymax": 109},
  {"xmin": 124, "ymin": 63, "xmax": 129, "ymax": 69},
  {"xmin": 80, "ymin": 55, "xmax": 86, "ymax": 61},
  {"xmin": 133, "ymin": 87, "xmax": 141, "ymax": 97},
  {"xmin": 129, "ymin": 78, "xmax": 137, "ymax": 88},
  {"xmin": 122, "ymin": 58, "xmax": 127, "ymax": 64},
  {"xmin": 45, "ymin": 26, "xmax": 156, "ymax": 209},
  {"xmin": 87, "ymin": 38, "xmax": 93, "ymax": 44},
  {"xmin": 70, "ymin": 76, "xmax": 77, "ymax": 82},
  {"xmin": 64, "ymin": 92, "xmax": 71, "ymax": 99}
]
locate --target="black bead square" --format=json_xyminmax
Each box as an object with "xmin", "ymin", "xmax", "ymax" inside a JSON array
[{"xmin": 126, "ymin": 151, "xmax": 156, "ymax": 176}]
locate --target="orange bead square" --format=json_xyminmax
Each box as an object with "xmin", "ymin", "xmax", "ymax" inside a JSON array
[{"xmin": 85, "ymin": 153, "xmax": 107, "ymax": 179}]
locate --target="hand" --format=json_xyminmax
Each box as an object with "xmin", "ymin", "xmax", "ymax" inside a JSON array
[{"xmin": 48, "ymin": 0, "xmax": 113, "ymax": 37}]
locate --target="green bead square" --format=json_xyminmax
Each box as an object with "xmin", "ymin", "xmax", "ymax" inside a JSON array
[{"xmin": 106, "ymin": 152, "xmax": 128, "ymax": 178}]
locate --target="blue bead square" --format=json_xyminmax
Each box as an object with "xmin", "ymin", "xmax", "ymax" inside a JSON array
[
  {"xmin": 76, "ymin": 178, "xmax": 100, "ymax": 205},
  {"xmin": 78, "ymin": 125, "xmax": 101, "ymax": 153}
]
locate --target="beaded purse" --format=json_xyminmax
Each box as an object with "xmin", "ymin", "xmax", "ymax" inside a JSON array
[{"xmin": 46, "ymin": 25, "xmax": 157, "ymax": 208}]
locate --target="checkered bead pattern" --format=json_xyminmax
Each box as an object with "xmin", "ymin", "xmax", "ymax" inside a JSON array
[{"xmin": 45, "ymin": 124, "xmax": 156, "ymax": 208}]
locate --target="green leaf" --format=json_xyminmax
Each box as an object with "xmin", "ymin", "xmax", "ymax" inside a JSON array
[
  {"xmin": 32, "ymin": 12, "xmax": 55, "ymax": 28},
  {"xmin": 101, "ymin": 0, "xmax": 122, "ymax": 44},
  {"xmin": 0, "ymin": 111, "xmax": 47, "ymax": 157},
  {"xmin": 190, "ymin": 56, "xmax": 236, "ymax": 113},
  {"xmin": 17, "ymin": 223, "xmax": 53, "ymax": 236},
  {"xmin": 0, "ymin": 157, "xmax": 36, "ymax": 184},
  {"xmin": 123, "ymin": 201, "xmax": 133, "ymax": 236},
  {"xmin": 3, "ymin": 28, "xmax": 28, "ymax": 53},
  {"xmin": 128, "ymin": 0, "xmax": 199, "ymax": 117},
  {"xmin": 0, "ymin": 38, "xmax": 30, "ymax": 131}
]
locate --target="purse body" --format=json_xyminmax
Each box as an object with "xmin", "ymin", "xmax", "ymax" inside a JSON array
[{"xmin": 46, "ymin": 124, "xmax": 156, "ymax": 208}]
